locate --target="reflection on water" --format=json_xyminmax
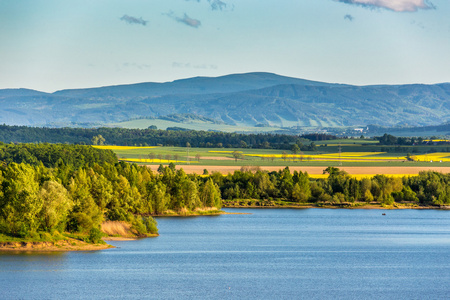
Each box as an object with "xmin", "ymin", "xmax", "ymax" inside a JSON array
[{"xmin": 1, "ymin": 208, "xmax": 450, "ymax": 299}]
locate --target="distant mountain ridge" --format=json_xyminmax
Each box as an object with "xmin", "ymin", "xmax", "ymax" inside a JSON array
[{"xmin": 0, "ymin": 72, "xmax": 449, "ymax": 128}]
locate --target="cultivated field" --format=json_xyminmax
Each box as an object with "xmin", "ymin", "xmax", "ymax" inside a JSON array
[{"xmin": 95, "ymin": 141, "xmax": 450, "ymax": 177}]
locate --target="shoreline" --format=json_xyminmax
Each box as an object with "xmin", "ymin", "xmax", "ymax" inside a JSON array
[
  {"xmin": 222, "ymin": 203, "xmax": 450, "ymax": 210},
  {"xmin": 2, "ymin": 205, "xmax": 447, "ymax": 252},
  {"xmin": 0, "ymin": 238, "xmax": 114, "ymax": 252}
]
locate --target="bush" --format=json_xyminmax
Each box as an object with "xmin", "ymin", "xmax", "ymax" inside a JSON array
[
  {"xmin": 144, "ymin": 217, "xmax": 158, "ymax": 235},
  {"xmin": 88, "ymin": 227, "xmax": 103, "ymax": 244},
  {"xmin": 130, "ymin": 216, "xmax": 147, "ymax": 237}
]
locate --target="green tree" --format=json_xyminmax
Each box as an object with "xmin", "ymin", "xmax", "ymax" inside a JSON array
[
  {"xmin": 291, "ymin": 144, "xmax": 301, "ymax": 154},
  {"xmin": 67, "ymin": 169, "xmax": 103, "ymax": 233},
  {"xmin": 148, "ymin": 182, "xmax": 170, "ymax": 215},
  {"xmin": 0, "ymin": 163, "xmax": 42, "ymax": 236},
  {"xmin": 232, "ymin": 151, "xmax": 243, "ymax": 162},
  {"xmin": 91, "ymin": 135, "xmax": 106, "ymax": 145},
  {"xmin": 200, "ymin": 178, "xmax": 222, "ymax": 208},
  {"xmin": 38, "ymin": 180, "xmax": 73, "ymax": 232}
]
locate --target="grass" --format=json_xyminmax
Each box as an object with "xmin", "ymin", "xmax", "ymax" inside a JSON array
[
  {"xmin": 109, "ymin": 118, "xmax": 283, "ymax": 133},
  {"xmin": 0, "ymin": 231, "xmax": 67, "ymax": 243},
  {"xmin": 158, "ymin": 207, "xmax": 223, "ymax": 216},
  {"xmin": 101, "ymin": 221, "xmax": 133, "ymax": 237}
]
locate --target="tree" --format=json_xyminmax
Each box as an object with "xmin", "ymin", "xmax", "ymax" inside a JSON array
[
  {"xmin": 0, "ymin": 163, "xmax": 42, "ymax": 236},
  {"xmin": 232, "ymin": 151, "xmax": 243, "ymax": 162},
  {"xmin": 186, "ymin": 142, "xmax": 191, "ymax": 164},
  {"xmin": 364, "ymin": 189, "xmax": 374, "ymax": 203},
  {"xmin": 91, "ymin": 135, "xmax": 106, "ymax": 146},
  {"xmin": 67, "ymin": 169, "xmax": 103, "ymax": 233},
  {"xmin": 38, "ymin": 180, "xmax": 73, "ymax": 232},
  {"xmin": 90, "ymin": 173, "xmax": 113, "ymax": 211},
  {"xmin": 291, "ymin": 144, "xmax": 301, "ymax": 154},
  {"xmin": 200, "ymin": 178, "xmax": 222, "ymax": 208},
  {"xmin": 291, "ymin": 171, "xmax": 311, "ymax": 202},
  {"xmin": 148, "ymin": 182, "xmax": 169, "ymax": 215}
]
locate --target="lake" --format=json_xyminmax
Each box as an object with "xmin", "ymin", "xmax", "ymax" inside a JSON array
[{"xmin": 1, "ymin": 208, "xmax": 450, "ymax": 299}]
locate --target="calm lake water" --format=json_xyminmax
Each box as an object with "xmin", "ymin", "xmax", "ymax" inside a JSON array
[{"xmin": 1, "ymin": 208, "xmax": 450, "ymax": 299}]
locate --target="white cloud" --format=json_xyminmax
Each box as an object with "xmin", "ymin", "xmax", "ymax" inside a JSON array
[{"xmin": 336, "ymin": 0, "xmax": 435, "ymax": 12}]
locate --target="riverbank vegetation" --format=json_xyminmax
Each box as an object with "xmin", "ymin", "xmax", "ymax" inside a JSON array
[
  {"xmin": 0, "ymin": 144, "xmax": 222, "ymax": 249},
  {"xmin": 217, "ymin": 166, "xmax": 450, "ymax": 208}
]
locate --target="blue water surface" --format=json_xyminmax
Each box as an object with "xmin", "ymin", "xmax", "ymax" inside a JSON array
[{"xmin": 1, "ymin": 208, "xmax": 450, "ymax": 299}]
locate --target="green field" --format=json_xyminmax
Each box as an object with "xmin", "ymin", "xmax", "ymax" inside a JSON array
[{"xmin": 109, "ymin": 118, "xmax": 284, "ymax": 133}]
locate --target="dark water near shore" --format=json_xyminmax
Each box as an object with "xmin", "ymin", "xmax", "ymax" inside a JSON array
[{"xmin": 1, "ymin": 208, "xmax": 450, "ymax": 299}]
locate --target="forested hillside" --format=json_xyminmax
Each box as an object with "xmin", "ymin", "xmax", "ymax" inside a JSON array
[{"xmin": 1, "ymin": 72, "xmax": 449, "ymax": 128}]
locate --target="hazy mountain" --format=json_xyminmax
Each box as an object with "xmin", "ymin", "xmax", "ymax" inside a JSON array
[{"xmin": 0, "ymin": 72, "xmax": 449, "ymax": 128}]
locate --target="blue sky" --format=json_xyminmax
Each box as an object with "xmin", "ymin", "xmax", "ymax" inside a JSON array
[{"xmin": 0, "ymin": 0, "xmax": 449, "ymax": 92}]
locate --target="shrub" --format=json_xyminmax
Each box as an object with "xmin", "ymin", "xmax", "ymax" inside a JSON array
[
  {"xmin": 144, "ymin": 217, "xmax": 158, "ymax": 235},
  {"xmin": 88, "ymin": 227, "xmax": 103, "ymax": 244}
]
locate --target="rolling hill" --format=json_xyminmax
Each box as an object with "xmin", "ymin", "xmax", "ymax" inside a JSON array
[{"xmin": 0, "ymin": 72, "xmax": 449, "ymax": 129}]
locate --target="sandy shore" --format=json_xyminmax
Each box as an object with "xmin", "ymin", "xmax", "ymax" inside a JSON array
[{"xmin": 146, "ymin": 165, "xmax": 450, "ymax": 175}]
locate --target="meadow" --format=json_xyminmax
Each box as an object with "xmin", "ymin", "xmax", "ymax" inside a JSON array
[{"xmin": 109, "ymin": 118, "xmax": 283, "ymax": 133}]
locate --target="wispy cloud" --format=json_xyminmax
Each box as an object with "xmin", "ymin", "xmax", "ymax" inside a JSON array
[
  {"xmin": 120, "ymin": 15, "xmax": 148, "ymax": 26},
  {"xmin": 335, "ymin": 0, "xmax": 435, "ymax": 12},
  {"xmin": 344, "ymin": 14, "xmax": 354, "ymax": 21},
  {"xmin": 172, "ymin": 62, "xmax": 218, "ymax": 69},
  {"xmin": 122, "ymin": 62, "xmax": 151, "ymax": 70},
  {"xmin": 208, "ymin": 0, "xmax": 227, "ymax": 10},
  {"xmin": 165, "ymin": 11, "xmax": 201, "ymax": 28},
  {"xmin": 178, "ymin": 14, "xmax": 201, "ymax": 28},
  {"xmin": 185, "ymin": 0, "xmax": 228, "ymax": 11}
]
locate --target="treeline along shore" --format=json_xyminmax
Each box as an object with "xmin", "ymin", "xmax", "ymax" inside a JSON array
[
  {"xmin": 1, "ymin": 143, "xmax": 450, "ymax": 251},
  {"xmin": 218, "ymin": 166, "xmax": 450, "ymax": 208},
  {"xmin": 0, "ymin": 143, "xmax": 222, "ymax": 251}
]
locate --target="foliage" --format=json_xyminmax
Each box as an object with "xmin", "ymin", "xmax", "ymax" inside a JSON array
[
  {"xmin": 88, "ymin": 227, "xmax": 103, "ymax": 244},
  {"xmin": 0, "ymin": 125, "xmax": 311, "ymax": 150},
  {"xmin": 1, "ymin": 142, "xmax": 450, "ymax": 243},
  {"xmin": 0, "ymin": 142, "xmax": 117, "ymax": 168}
]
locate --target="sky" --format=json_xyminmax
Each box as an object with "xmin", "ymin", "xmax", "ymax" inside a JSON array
[{"xmin": 0, "ymin": 0, "xmax": 449, "ymax": 92}]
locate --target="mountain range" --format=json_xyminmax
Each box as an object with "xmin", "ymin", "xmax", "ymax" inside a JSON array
[{"xmin": 1, "ymin": 72, "xmax": 449, "ymax": 128}]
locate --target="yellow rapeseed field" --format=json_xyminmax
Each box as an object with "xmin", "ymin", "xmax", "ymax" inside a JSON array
[
  {"xmin": 423, "ymin": 139, "xmax": 450, "ymax": 142},
  {"xmin": 413, "ymin": 153, "xmax": 450, "ymax": 162}
]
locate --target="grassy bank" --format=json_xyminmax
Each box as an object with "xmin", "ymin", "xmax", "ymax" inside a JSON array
[{"xmin": 0, "ymin": 232, "xmax": 113, "ymax": 252}]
